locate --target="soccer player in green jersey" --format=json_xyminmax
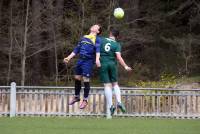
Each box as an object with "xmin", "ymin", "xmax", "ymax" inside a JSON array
[{"xmin": 96, "ymin": 28, "xmax": 132, "ymax": 119}]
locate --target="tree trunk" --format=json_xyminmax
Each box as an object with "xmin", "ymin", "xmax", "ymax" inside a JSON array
[
  {"xmin": 107, "ymin": 0, "xmax": 115, "ymax": 31},
  {"xmin": 45, "ymin": 0, "xmax": 54, "ymax": 80},
  {"xmin": 185, "ymin": 58, "xmax": 188, "ymax": 75},
  {"xmin": 0, "ymin": 0, "xmax": 3, "ymax": 24},
  {"xmin": 52, "ymin": 27, "xmax": 58, "ymax": 85},
  {"xmin": 80, "ymin": 0, "xmax": 85, "ymax": 36},
  {"xmin": 7, "ymin": 0, "xmax": 13, "ymax": 85},
  {"xmin": 128, "ymin": 0, "xmax": 140, "ymax": 25},
  {"xmin": 31, "ymin": 0, "xmax": 42, "ymax": 85},
  {"xmin": 53, "ymin": 0, "xmax": 64, "ymax": 85},
  {"xmin": 21, "ymin": 0, "xmax": 30, "ymax": 86}
]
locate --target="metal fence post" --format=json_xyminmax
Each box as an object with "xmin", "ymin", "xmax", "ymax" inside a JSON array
[{"xmin": 10, "ymin": 82, "xmax": 16, "ymax": 117}]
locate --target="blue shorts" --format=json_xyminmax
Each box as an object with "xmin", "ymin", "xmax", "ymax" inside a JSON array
[{"xmin": 75, "ymin": 59, "xmax": 94, "ymax": 78}]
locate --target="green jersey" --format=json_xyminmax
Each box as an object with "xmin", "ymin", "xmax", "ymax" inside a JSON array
[{"xmin": 100, "ymin": 37, "xmax": 121, "ymax": 63}]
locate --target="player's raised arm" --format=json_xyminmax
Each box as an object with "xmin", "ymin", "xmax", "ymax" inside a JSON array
[
  {"xmin": 63, "ymin": 39, "xmax": 82, "ymax": 63},
  {"xmin": 64, "ymin": 52, "xmax": 76, "ymax": 63},
  {"xmin": 115, "ymin": 52, "xmax": 132, "ymax": 71}
]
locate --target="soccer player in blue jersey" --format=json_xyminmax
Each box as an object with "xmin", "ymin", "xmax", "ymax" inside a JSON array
[{"xmin": 64, "ymin": 24, "xmax": 102, "ymax": 109}]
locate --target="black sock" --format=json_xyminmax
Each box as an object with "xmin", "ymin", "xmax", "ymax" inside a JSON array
[
  {"xmin": 75, "ymin": 80, "xmax": 81, "ymax": 97},
  {"xmin": 83, "ymin": 82, "xmax": 90, "ymax": 99}
]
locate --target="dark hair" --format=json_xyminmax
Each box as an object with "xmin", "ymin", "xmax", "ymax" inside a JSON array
[
  {"xmin": 110, "ymin": 28, "xmax": 119, "ymax": 38},
  {"xmin": 97, "ymin": 24, "xmax": 102, "ymax": 35}
]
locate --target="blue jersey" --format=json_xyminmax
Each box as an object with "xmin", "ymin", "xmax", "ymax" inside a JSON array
[
  {"xmin": 73, "ymin": 35, "xmax": 101, "ymax": 61},
  {"xmin": 72, "ymin": 35, "xmax": 101, "ymax": 77}
]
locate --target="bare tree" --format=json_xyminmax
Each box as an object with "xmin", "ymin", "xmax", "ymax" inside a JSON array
[
  {"xmin": 161, "ymin": 35, "xmax": 197, "ymax": 75},
  {"xmin": 11, "ymin": 0, "xmax": 54, "ymax": 85},
  {"xmin": 0, "ymin": 0, "xmax": 3, "ymax": 24},
  {"xmin": 7, "ymin": 0, "xmax": 13, "ymax": 85},
  {"xmin": 31, "ymin": 0, "xmax": 42, "ymax": 85},
  {"xmin": 54, "ymin": 0, "xmax": 64, "ymax": 85},
  {"xmin": 21, "ymin": 0, "xmax": 30, "ymax": 86},
  {"xmin": 107, "ymin": 0, "xmax": 115, "ymax": 31}
]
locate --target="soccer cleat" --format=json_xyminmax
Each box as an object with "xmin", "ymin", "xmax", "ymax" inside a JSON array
[
  {"xmin": 106, "ymin": 115, "xmax": 112, "ymax": 119},
  {"xmin": 117, "ymin": 103, "xmax": 126, "ymax": 113},
  {"xmin": 68, "ymin": 97, "xmax": 80, "ymax": 105},
  {"xmin": 79, "ymin": 100, "xmax": 88, "ymax": 109},
  {"xmin": 110, "ymin": 105, "xmax": 116, "ymax": 116}
]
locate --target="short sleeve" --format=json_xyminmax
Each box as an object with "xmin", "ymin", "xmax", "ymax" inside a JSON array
[
  {"xmin": 115, "ymin": 43, "xmax": 121, "ymax": 52},
  {"xmin": 95, "ymin": 36, "xmax": 101, "ymax": 53},
  {"xmin": 72, "ymin": 38, "xmax": 83, "ymax": 54}
]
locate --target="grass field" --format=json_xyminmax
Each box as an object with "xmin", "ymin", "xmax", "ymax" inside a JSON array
[{"xmin": 0, "ymin": 117, "xmax": 200, "ymax": 134}]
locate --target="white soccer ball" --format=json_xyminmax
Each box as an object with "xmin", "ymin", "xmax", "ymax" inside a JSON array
[{"xmin": 114, "ymin": 8, "xmax": 124, "ymax": 19}]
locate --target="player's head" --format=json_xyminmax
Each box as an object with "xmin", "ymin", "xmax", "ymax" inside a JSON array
[
  {"xmin": 109, "ymin": 28, "xmax": 119, "ymax": 39},
  {"xmin": 90, "ymin": 24, "xmax": 102, "ymax": 35}
]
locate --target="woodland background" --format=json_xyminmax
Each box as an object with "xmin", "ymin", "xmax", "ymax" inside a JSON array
[{"xmin": 0, "ymin": 0, "xmax": 199, "ymax": 86}]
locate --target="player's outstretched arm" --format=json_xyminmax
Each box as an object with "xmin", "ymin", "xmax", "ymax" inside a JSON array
[
  {"xmin": 64, "ymin": 52, "xmax": 76, "ymax": 63},
  {"xmin": 116, "ymin": 52, "xmax": 132, "ymax": 71},
  {"xmin": 64, "ymin": 40, "xmax": 81, "ymax": 63}
]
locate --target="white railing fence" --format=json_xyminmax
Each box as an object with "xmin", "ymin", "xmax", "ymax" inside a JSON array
[{"xmin": 0, "ymin": 82, "xmax": 200, "ymax": 118}]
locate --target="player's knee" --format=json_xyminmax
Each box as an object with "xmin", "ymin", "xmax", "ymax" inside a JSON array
[
  {"xmin": 104, "ymin": 83, "xmax": 112, "ymax": 88},
  {"xmin": 112, "ymin": 82, "xmax": 118, "ymax": 87},
  {"xmin": 83, "ymin": 77, "xmax": 90, "ymax": 82}
]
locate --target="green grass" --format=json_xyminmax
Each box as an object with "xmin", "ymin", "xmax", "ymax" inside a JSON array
[{"xmin": 0, "ymin": 117, "xmax": 200, "ymax": 134}]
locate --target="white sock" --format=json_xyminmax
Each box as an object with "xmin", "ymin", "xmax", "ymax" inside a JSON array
[
  {"xmin": 104, "ymin": 86, "xmax": 112, "ymax": 116},
  {"xmin": 113, "ymin": 85, "xmax": 121, "ymax": 104}
]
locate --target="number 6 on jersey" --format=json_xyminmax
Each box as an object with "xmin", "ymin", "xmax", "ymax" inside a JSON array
[{"xmin": 105, "ymin": 43, "xmax": 111, "ymax": 52}]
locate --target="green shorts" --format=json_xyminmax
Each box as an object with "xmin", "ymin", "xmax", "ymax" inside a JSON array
[{"xmin": 100, "ymin": 62, "xmax": 118, "ymax": 83}]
